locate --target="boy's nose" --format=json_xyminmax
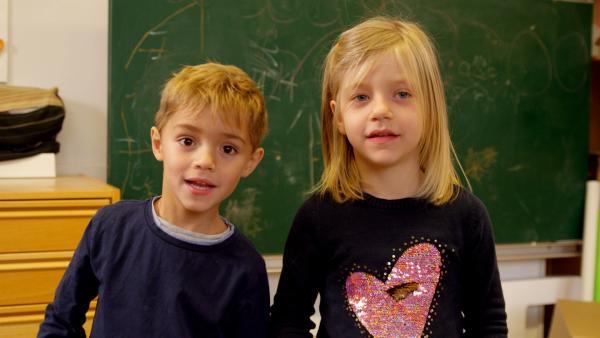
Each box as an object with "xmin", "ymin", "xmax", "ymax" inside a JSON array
[{"xmin": 193, "ymin": 148, "xmax": 216, "ymax": 171}]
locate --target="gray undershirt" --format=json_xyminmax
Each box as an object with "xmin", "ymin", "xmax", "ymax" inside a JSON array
[{"xmin": 151, "ymin": 196, "xmax": 234, "ymax": 246}]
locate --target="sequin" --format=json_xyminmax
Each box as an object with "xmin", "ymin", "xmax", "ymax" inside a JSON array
[{"xmin": 345, "ymin": 243, "xmax": 441, "ymax": 337}]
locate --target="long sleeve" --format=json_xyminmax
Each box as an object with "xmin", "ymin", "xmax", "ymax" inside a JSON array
[
  {"xmin": 268, "ymin": 199, "xmax": 322, "ymax": 337},
  {"xmin": 231, "ymin": 259, "xmax": 271, "ymax": 338},
  {"xmin": 38, "ymin": 222, "xmax": 100, "ymax": 338},
  {"xmin": 461, "ymin": 198, "xmax": 507, "ymax": 337},
  {"xmin": 270, "ymin": 190, "xmax": 507, "ymax": 337}
]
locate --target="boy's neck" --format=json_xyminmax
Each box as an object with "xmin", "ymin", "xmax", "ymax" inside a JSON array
[{"xmin": 153, "ymin": 197, "xmax": 228, "ymax": 235}]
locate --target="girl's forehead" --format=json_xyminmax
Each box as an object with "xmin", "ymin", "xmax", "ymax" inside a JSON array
[{"xmin": 338, "ymin": 51, "xmax": 410, "ymax": 91}]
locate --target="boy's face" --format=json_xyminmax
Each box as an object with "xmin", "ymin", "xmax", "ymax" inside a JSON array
[{"xmin": 151, "ymin": 108, "xmax": 264, "ymax": 225}]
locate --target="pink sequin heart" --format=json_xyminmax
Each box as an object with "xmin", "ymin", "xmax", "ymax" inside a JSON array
[{"xmin": 345, "ymin": 243, "xmax": 441, "ymax": 337}]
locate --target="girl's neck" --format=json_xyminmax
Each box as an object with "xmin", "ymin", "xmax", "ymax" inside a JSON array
[{"xmin": 359, "ymin": 162, "xmax": 424, "ymax": 200}]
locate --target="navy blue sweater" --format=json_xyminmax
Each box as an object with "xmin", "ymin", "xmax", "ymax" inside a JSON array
[
  {"xmin": 39, "ymin": 199, "xmax": 269, "ymax": 338},
  {"xmin": 269, "ymin": 189, "xmax": 507, "ymax": 338}
]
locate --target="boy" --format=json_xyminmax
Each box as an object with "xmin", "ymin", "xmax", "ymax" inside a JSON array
[{"xmin": 38, "ymin": 63, "xmax": 270, "ymax": 337}]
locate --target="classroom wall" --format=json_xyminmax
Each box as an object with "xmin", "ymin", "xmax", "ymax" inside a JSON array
[
  {"xmin": 6, "ymin": 0, "xmax": 109, "ymax": 181},
  {"xmin": 4, "ymin": 2, "xmax": 591, "ymax": 337}
]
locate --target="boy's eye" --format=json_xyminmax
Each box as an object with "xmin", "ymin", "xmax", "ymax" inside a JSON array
[
  {"xmin": 178, "ymin": 138, "xmax": 194, "ymax": 146},
  {"xmin": 222, "ymin": 145, "xmax": 238, "ymax": 154}
]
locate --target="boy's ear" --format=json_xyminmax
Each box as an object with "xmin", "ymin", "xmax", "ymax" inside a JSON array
[
  {"xmin": 330, "ymin": 100, "xmax": 345, "ymax": 135},
  {"xmin": 241, "ymin": 147, "xmax": 265, "ymax": 178},
  {"xmin": 150, "ymin": 126, "xmax": 164, "ymax": 161}
]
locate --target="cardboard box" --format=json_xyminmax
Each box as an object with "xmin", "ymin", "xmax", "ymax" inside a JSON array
[
  {"xmin": 548, "ymin": 299, "xmax": 600, "ymax": 338},
  {"xmin": 0, "ymin": 153, "xmax": 56, "ymax": 178}
]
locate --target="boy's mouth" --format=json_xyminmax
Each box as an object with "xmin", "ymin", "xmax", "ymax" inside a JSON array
[{"xmin": 185, "ymin": 179, "xmax": 216, "ymax": 191}]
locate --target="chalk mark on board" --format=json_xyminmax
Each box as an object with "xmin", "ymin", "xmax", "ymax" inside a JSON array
[
  {"xmin": 117, "ymin": 104, "xmax": 133, "ymax": 194},
  {"xmin": 507, "ymin": 29, "xmax": 552, "ymax": 96},
  {"xmin": 465, "ymin": 147, "xmax": 497, "ymax": 182},
  {"xmin": 359, "ymin": 0, "xmax": 390, "ymax": 14},
  {"xmin": 290, "ymin": 29, "xmax": 340, "ymax": 91},
  {"xmin": 458, "ymin": 55, "xmax": 497, "ymax": 82},
  {"xmin": 199, "ymin": 0, "xmax": 205, "ymax": 54},
  {"xmin": 287, "ymin": 109, "xmax": 303, "ymax": 133},
  {"xmin": 306, "ymin": 1, "xmax": 340, "ymax": 27},
  {"xmin": 241, "ymin": 6, "xmax": 266, "ymax": 19},
  {"xmin": 267, "ymin": 0, "xmax": 303, "ymax": 24},
  {"xmin": 553, "ymin": 32, "xmax": 588, "ymax": 92},
  {"xmin": 137, "ymin": 34, "xmax": 167, "ymax": 62},
  {"xmin": 125, "ymin": 1, "xmax": 199, "ymax": 69},
  {"xmin": 224, "ymin": 188, "xmax": 264, "ymax": 239},
  {"xmin": 249, "ymin": 40, "xmax": 299, "ymax": 102}
]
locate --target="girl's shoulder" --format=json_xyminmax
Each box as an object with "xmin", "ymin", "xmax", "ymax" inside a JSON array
[
  {"xmin": 296, "ymin": 192, "xmax": 336, "ymax": 216},
  {"xmin": 443, "ymin": 185, "xmax": 490, "ymax": 218},
  {"xmin": 293, "ymin": 192, "xmax": 358, "ymax": 227}
]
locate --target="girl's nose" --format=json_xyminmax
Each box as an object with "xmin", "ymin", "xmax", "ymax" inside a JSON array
[
  {"xmin": 193, "ymin": 148, "xmax": 216, "ymax": 171},
  {"xmin": 370, "ymin": 96, "xmax": 393, "ymax": 120}
]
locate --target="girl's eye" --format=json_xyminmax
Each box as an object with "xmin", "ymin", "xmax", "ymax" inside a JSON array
[
  {"xmin": 179, "ymin": 138, "xmax": 194, "ymax": 146},
  {"xmin": 222, "ymin": 145, "xmax": 238, "ymax": 155},
  {"xmin": 353, "ymin": 94, "xmax": 369, "ymax": 102},
  {"xmin": 396, "ymin": 91, "xmax": 412, "ymax": 99}
]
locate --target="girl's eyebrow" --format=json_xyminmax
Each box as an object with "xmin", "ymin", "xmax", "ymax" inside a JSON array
[
  {"xmin": 343, "ymin": 78, "xmax": 411, "ymax": 93},
  {"xmin": 391, "ymin": 78, "xmax": 410, "ymax": 85}
]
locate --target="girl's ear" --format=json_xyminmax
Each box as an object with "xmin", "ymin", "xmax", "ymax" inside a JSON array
[
  {"xmin": 330, "ymin": 100, "xmax": 345, "ymax": 135},
  {"xmin": 150, "ymin": 126, "xmax": 164, "ymax": 161}
]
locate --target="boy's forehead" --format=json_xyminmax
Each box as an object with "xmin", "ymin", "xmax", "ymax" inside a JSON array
[{"xmin": 170, "ymin": 107, "xmax": 251, "ymax": 139}]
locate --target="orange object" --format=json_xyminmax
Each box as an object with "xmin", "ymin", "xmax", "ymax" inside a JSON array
[{"xmin": 0, "ymin": 38, "xmax": 4, "ymax": 52}]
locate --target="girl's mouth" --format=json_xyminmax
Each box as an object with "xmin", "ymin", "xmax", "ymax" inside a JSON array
[{"xmin": 367, "ymin": 130, "xmax": 398, "ymax": 143}]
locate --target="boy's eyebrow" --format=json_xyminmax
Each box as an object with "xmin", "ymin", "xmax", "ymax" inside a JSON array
[
  {"xmin": 222, "ymin": 132, "xmax": 247, "ymax": 144},
  {"xmin": 174, "ymin": 123, "xmax": 247, "ymax": 144}
]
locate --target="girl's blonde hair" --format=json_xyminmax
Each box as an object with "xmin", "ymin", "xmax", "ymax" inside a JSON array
[
  {"xmin": 315, "ymin": 16, "xmax": 460, "ymax": 205},
  {"xmin": 154, "ymin": 62, "xmax": 268, "ymax": 150}
]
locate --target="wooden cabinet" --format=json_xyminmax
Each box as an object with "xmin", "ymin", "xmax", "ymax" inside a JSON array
[{"xmin": 0, "ymin": 176, "xmax": 119, "ymax": 337}]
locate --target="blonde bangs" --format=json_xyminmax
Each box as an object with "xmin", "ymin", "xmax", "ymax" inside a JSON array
[
  {"xmin": 154, "ymin": 63, "xmax": 267, "ymax": 149},
  {"xmin": 390, "ymin": 26, "xmax": 460, "ymax": 205}
]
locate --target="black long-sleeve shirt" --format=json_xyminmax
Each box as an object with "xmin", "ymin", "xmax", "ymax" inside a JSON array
[
  {"xmin": 38, "ymin": 199, "xmax": 270, "ymax": 338},
  {"xmin": 269, "ymin": 188, "xmax": 507, "ymax": 337}
]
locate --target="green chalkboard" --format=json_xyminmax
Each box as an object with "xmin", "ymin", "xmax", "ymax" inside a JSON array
[{"xmin": 109, "ymin": 0, "xmax": 591, "ymax": 253}]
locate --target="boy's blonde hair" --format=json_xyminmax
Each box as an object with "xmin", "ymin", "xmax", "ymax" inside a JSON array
[
  {"xmin": 154, "ymin": 62, "xmax": 268, "ymax": 149},
  {"xmin": 316, "ymin": 16, "xmax": 460, "ymax": 205}
]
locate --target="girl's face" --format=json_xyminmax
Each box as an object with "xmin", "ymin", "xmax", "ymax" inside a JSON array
[{"xmin": 331, "ymin": 51, "xmax": 423, "ymax": 178}]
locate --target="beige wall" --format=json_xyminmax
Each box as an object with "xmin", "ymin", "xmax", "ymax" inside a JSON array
[{"xmin": 6, "ymin": 0, "xmax": 109, "ymax": 181}]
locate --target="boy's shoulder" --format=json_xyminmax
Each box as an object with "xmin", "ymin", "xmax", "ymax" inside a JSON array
[
  {"xmin": 94, "ymin": 199, "xmax": 148, "ymax": 221},
  {"xmin": 88, "ymin": 199, "xmax": 150, "ymax": 236},
  {"xmin": 226, "ymin": 226, "xmax": 266, "ymax": 267}
]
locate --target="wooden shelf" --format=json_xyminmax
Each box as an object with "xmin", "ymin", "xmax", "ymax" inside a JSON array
[{"xmin": 0, "ymin": 176, "xmax": 119, "ymax": 337}]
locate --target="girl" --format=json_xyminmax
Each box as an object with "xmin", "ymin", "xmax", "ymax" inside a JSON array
[{"xmin": 268, "ymin": 17, "xmax": 507, "ymax": 338}]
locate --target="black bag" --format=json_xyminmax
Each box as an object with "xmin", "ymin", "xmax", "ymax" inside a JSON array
[{"xmin": 0, "ymin": 86, "xmax": 65, "ymax": 161}]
